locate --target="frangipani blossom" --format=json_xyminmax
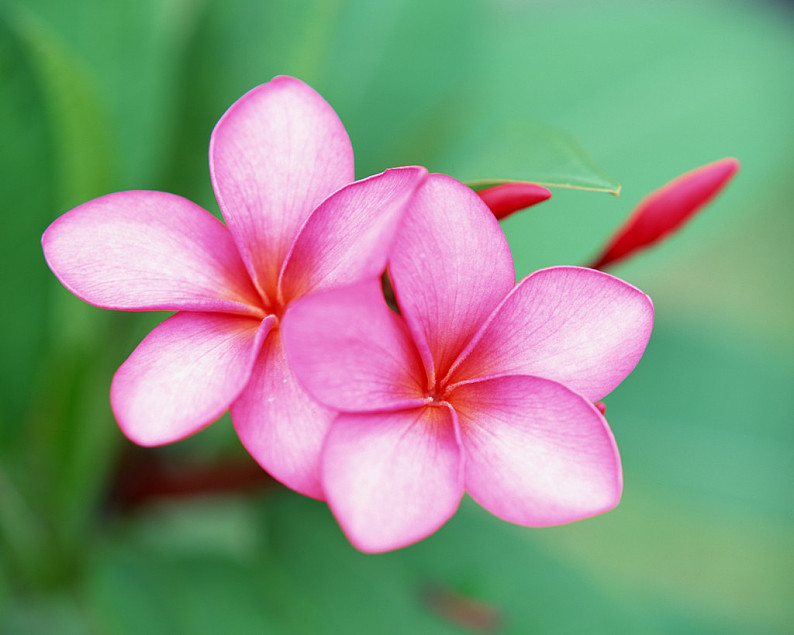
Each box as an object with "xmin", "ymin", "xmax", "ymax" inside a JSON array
[
  {"xmin": 283, "ymin": 174, "xmax": 654, "ymax": 553},
  {"xmin": 591, "ymin": 158, "xmax": 740, "ymax": 269},
  {"xmin": 42, "ymin": 76, "xmax": 427, "ymax": 499},
  {"xmin": 475, "ymin": 182, "xmax": 552, "ymax": 220}
]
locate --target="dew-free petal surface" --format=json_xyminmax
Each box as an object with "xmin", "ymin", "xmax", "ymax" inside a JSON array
[
  {"xmin": 42, "ymin": 191, "xmax": 263, "ymax": 315},
  {"xmin": 389, "ymin": 174, "xmax": 515, "ymax": 384},
  {"xmin": 450, "ymin": 266, "xmax": 653, "ymax": 402},
  {"xmin": 591, "ymin": 157, "xmax": 740, "ymax": 269},
  {"xmin": 232, "ymin": 328, "xmax": 336, "ymax": 500},
  {"xmin": 322, "ymin": 405, "xmax": 463, "ymax": 553},
  {"xmin": 110, "ymin": 312, "xmax": 271, "ymax": 446},
  {"xmin": 210, "ymin": 76, "xmax": 355, "ymax": 300},
  {"xmin": 451, "ymin": 375, "xmax": 622, "ymax": 526},
  {"xmin": 282, "ymin": 280, "xmax": 426, "ymax": 412},
  {"xmin": 476, "ymin": 182, "xmax": 552, "ymax": 220},
  {"xmin": 279, "ymin": 166, "xmax": 427, "ymax": 303}
]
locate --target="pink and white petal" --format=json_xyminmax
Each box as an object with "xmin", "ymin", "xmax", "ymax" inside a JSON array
[
  {"xmin": 389, "ymin": 173, "xmax": 515, "ymax": 384},
  {"xmin": 591, "ymin": 158, "xmax": 740, "ymax": 269},
  {"xmin": 111, "ymin": 312, "xmax": 272, "ymax": 446},
  {"xmin": 209, "ymin": 76, "xmax": 355, "ymax": 301},
  {"xmin": 278, "ymin": 166, "xmax": 427, "ymax": 304},
  {"xmin": 231, "ymin": 328, "xmax": 336, "ymax": 500},
  {"xmin": 42, "ymin": 191, "xmax": 263, "ymax": 315},
  {"xmin": 282, "ymin": 280, "xmax": 427, "ymax": 412},
  {"xmin": 450, "ymin": 266, "xmax": 653, "ymax": 403},
  {"xmin": 451, "ymin": 375, "xmax": 622, "ymax": 526},
  {"xmin": 323, "ymin": 405, "xmax": 464, "ymax": 553}
]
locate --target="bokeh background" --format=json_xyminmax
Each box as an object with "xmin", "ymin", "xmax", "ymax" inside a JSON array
[{"xmin": 2, "ymin": 0, "xmax": 792, "ymax": 632}]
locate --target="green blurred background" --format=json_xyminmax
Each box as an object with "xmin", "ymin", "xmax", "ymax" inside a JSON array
[{"xmin": 1, "ymin": 0, "xmax": 792, "ymax": 632}]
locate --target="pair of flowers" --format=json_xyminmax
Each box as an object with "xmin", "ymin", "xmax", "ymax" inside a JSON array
[{"xmin": 45, "ymin": 75, "xmax": 712, "ymax": 552}]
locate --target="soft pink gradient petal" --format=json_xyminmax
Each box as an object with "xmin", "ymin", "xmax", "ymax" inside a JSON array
[
  {"xmin": 450, "ymin": 266, "xmax": 653, "ymax": 402},
  {"xmin": 591, "ymin": 158, "xmax": 740, "ymax": 269},
  {"xmin": 389, "ymin": 174, "xmax": 515, "ymax": 384},
  {"xmin": 231, "ymin": 328, "xmax": 336, "ymax": 500},
  {"xmin": 282, "ymin": 280, "xmax": 427, "ymax": 412},
  {"xmin": 209, "ymin": 76, "xmax": 355, "ymax": 301},
  {"xmin": 451, "ymin": 375, "xmax": 622, "ymax": 526},
  {"xmin": 110, "ymin": 312, "xmax": 272, "ymax": 446},
  {"xmin": 476, "ymin": 182, "xmax": 552, "ymax": 220},
  {"xmin": 278, "ymin": 166, "xmax": 427, "ymax": 304},
  {"xmin": 323, "ymin": 405, "xmax": 464, "ymax": 553},
  {"xmin": 42, "ymin": 191, "xmax": 263, "ymax": 315}
]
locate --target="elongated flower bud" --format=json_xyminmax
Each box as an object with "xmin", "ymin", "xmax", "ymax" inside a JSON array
[
  {"xmin": 476, "ymin": 182, "xmax": 552, "ymax": 220},
  {"xmin": 591, "ymin": 158, "xmax": 739, "ymax": 269}
]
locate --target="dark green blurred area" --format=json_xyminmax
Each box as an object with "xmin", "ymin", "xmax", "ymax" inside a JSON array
[{"xmin": 1, "ymin": 0, "xmax": 792, "ymax": 632}]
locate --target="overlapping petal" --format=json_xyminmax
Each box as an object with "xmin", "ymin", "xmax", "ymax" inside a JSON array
[
  {"xmin": 282, "ymin": 280, "xmax": 427, "ymax": 412},
  {"xmin": 322, "ymin": 405, "xmax": 464, "ymax": 553},
  {"xmin": 279, "ymin": 166, "xmax": 427, "ymax": 303},
  {"xmin": 389, "ymin": 174, "xmax": 515, "ymax": 384},
  {"xmin": 450, "ymin": 266, "xmax": 653, "ymax": 402},
  {"xmin": 231, "ymin": 329, "xmax": 336, "ymax": 500},
  {"xmin": 451, "ymin": 375, "xmax": 622, "ymax": 526},
  {"xmin": 209, "ymin": 76, "xmax": 355, "ymax": 301},
  {"xmin": 110, "ymin": 312, "xmax": 272, "ymax": 446},
  {"xmin": 42, "ymin": 191, "xmax": 263, "ymax": 315}
]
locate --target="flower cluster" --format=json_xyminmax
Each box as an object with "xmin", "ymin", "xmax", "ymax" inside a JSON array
[{"xmin": 42, "ymin": 76, "xmax": 733, "ymax": 552}]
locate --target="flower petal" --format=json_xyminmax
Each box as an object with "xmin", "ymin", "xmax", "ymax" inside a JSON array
[
  {"xmin": 591, "ymin": 158, "xmax": 740, "ymax": 269},
  {"xmin": 450, "ymin": 266, "xmax": 653, "ymax": 402},
  {"xmin": 476, "ymin": 182, "xmax": 552, "ymax": 220},
  {"xmin": 278, "ymin": 166, "xmax": 427, "ymax": 304},
  {"xmin": 389, "ymin": 174, "xmax": 515, "ymax": 384},
  {"xmin": 451, "ymin": 375, "xmax": 622, "ymax": 526},
  {"xmin": 323, "ymin": 405, "xmax": 463, "ymax": 553},
  {"xmin": 231, "ymin": 328, "xmax": 336, "ymax": 500},
  {"xmin": 111, "ymin": 312, "xmax": 272, "ymax": 446},
  {"xmin": 209, "ymin": 76, "xmax": 355, "ymax": 301},
  {"xmin": 282, "ymin": 280, "xmax": 427, "ymax": 412},
  {"xmin": 42, "ymin": 191, "xmax": 263, "ymax": 315}
]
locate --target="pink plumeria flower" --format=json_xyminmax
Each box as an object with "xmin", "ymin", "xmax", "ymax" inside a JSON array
[
  {"xmin": 591, "ymin": 158, "xmax": 740, "ymax": 269},
  {"xmin": 475, "ymin": 181, "xmax": 552, "ymax": 220},
  {"xmin": 42, "ymin": 76, "xmax": 427, "ymax": 498},
  {"xmin": 283, "ymin": 174, "xmax": 654, "ymax": 553}
]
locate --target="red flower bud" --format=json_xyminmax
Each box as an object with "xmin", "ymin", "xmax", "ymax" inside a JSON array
[
  {"xmin": 476, "ymin": 182, "xmax": 552, "ymax": 220},
  {"xmin": 590, "ymin": 158, "xmax": 739, "ymax": 270}
]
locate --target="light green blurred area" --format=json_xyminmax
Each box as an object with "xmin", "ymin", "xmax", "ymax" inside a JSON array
[{"xmin": 1, "ymin": 0, "xmax": 792, "ymax": 632}]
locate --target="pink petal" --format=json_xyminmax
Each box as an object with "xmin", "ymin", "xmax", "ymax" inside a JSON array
[
  {"xmin": 591, "ymin": 158, "xmax": 740, "ymax": 269},
  {"xmin": 209, "ymin": 76, "xmax": 355, "ymax": 302},
  {"xmin": 451, "ymin": 375, "xmax": 622, "ymax": 526},
  {"xmin": 322, "ymin": 405, "xmax": 463, "ymax": 553},
  {"xmin": 278, "ymin": 166, "xmax": 427, "ymax": 304},
  {"xmin": 42, "ymin": 191, "xmax": 264, "ymax": 315},
  {"xmin": 389, "ymin": 174, "xmax": 515, "ymax": 385},
  {"xmin": 231, "ymin": 328, "xmax": 336, "ymax": 500},
  {"xmin": 449, "ymin": 266, "xmax": 653, "ymax": 402},
  {"xmin": 111, "ymin": 312, "xmax": 272, "ymax": 446},
  {"xmin": 476, "ymin": 182, "xmax": 552, "ymax": 220},
  {"xmin": 281, "ymin": 280, "xmax": 427, "ymax": 412}
]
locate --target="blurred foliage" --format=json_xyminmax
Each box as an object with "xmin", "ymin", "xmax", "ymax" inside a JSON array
[{"xmin": 1, "ymin": 0, "xmax": 792, "ymax": 633}]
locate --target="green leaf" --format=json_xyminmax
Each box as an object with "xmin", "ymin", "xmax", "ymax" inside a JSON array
[
  {"xmin": 0, "ymin": 6, "xmax": 57, "ymax": 441},
  {"xmin": 265, "ymin": 494, "xmax": 656, "ymax": 634},
  {"xmin": 83, "ymin": 498, "xmax": 298, "ymax": 634},
  {"xmin": 11, "ymin": 7, "xmax": 114, "ymax": 209},
  {"xmin": 452, "ymin": 121, "xmax": 621, "ymax": 195}
]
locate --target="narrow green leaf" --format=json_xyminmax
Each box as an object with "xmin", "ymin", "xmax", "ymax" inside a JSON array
[
  {"xmin": 453, "ymin": 121, "xmax": 621, "ymax": 195},
  {"xmin": 11, "ymin": 7, "xmax": 114, "ymax": 208},
  {"xmin": 2, "ymin": 5, "xmax": 122, "ymax": 572}
]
